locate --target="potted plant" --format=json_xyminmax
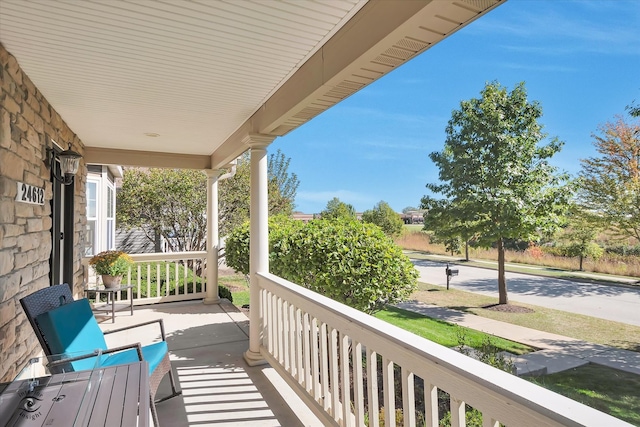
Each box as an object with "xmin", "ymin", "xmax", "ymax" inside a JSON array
[{"xmin": 89, "ymin": 250, "xmax": 134, "ymax": 288}]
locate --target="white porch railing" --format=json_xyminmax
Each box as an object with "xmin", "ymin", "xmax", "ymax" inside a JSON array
[
  {"xmin": 256, "ymin": 272, "xmax": 631, "ymax": 427},
  {"xmin": 85, "ymin": 251, "xmax": 208, "ymax": 305}
]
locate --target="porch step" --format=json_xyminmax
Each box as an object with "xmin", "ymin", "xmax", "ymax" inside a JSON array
[
  {"xmin": 453, "ymin": 347, "xmax": 589, "ymax": 377},
  {"xmin": 499, "ymin": 352, "xmax": 547, "ymax": 377},
  {"xmin": 512, "ymin": 350, "xmax": 589, "ymax": 375}
]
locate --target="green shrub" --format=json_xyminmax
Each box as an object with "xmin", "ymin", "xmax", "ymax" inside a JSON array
[
  {"xmin": 226, "ymin": 216, "xmax": 418, "ymax": 313},
  {"xmin": 218, "ymin": 285, "xmax": 233, "ymax": 302}
]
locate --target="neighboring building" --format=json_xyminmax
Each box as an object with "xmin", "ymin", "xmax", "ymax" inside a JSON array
[
  {"xmin": 401, "ymin": 210, "xmax": 425, "ymax": 224},
  {"xmin": 292, "ymin": 213, "xmax": 317, "ymax": 223},
  {"xmin": 116, "ymin": 227, "xmax": 159, "ymax": 254}
]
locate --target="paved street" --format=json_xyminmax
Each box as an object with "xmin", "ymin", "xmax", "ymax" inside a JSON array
[{"xmin": 411, "ymin": 258, "xmax": 640, "ymax": 327}]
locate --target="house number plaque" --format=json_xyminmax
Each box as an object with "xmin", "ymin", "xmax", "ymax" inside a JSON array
[{"xmin": 16, "ymin": 182, "xmax": 45, "ymax": 205}]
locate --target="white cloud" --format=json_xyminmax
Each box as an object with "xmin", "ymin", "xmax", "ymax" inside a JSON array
[
  {"xmin": 336, "ymin": 106, "xmax": 431, "ymax": 126},
  {"xmin": 354, "ymin": 137, "xmax": 439, "ymax": 152},
  {"xmin": 469, "ymin": 3, "xmax": 640, "ymax": 56}
]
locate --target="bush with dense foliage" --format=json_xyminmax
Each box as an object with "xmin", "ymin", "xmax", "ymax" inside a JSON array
[{"xmin": 225, "ymin": 216, "xmax": 418, "ymax": 313}]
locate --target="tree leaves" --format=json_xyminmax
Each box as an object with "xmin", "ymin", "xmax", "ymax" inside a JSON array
[
  {"xmin": 362, "ymin": 200, "xmax": 404, "ymax": 237},
  {"xmin": 577, "ymin": 115, "xmax": 640, "ymax": 242},
  {"xmin": 225, "ymin": 216, "xmax": 418, "ymax": 314},
  {"xmin": 116, "ymin": 149, "xmax": 300, "ymax": 251},
  {"xmin": 422, "ymin": 81, "xmax": 570, "ymax": 303}
]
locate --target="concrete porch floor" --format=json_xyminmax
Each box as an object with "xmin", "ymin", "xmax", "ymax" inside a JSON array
[{"xmin": 97, "ymin": 300, "xmax": 321, "ymax": 427}]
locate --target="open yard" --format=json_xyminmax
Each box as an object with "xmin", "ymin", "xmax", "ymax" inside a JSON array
[
  {"xmin": 410, "ymin": 281, "xmax": 640, "ymax": 351},
  {"xmin": 530, "ymin": 364, "xmax": 640, "ymax": 426}
]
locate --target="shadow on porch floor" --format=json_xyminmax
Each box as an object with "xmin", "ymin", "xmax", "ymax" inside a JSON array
[{"xmin": 98, "ymin": 300, "xmax": 320, "ymax": 427}]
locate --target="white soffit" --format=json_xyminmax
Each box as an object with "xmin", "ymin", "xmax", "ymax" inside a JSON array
[{"xmin": 0, "ymin": 0, "xmax": 367, "ymax": 156}]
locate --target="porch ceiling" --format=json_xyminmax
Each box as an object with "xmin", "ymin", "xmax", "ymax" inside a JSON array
[{"xmin": 0, "ymin": 0, "xmax": 503, "ymax": 170}]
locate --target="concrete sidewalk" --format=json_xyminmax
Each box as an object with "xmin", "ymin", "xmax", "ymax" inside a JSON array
[{"xmin": 396, "ymin": 300, "xmax": 640, "ymax": 377}]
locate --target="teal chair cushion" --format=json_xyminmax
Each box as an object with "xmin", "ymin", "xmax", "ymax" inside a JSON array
[
  {"xmin": 102, "ymin": 341, "xmax": 168, "ymax": 375},
  {"xmin": 35, "ymin": 298, "xmax": 167, "ymax": 374},
  {"xmin": 35, "ymin": 299, "xmax": 108, "ymax": 371}
]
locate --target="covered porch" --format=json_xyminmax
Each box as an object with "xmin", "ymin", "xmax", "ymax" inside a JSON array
[
  {"xmin": 99, "ymin": 299, "xmax": 318, "ymax": 427},
  {"xmin": 98, "ymin": 270, "xmax": 631, "ymax": 427},
  {"xmin": 0, "ymin": 0, "xmax": 635, "ymax": 425}
]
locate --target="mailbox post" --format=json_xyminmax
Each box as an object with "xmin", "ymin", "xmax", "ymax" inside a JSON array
[{"xmin": 445, "ymin": 263, "xmax": 459, "ymax": 289}]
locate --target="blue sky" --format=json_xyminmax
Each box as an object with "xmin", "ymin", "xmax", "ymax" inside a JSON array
[{"xmin": 270, "ymin": 0, "xmax": 640, "ymax": 214}]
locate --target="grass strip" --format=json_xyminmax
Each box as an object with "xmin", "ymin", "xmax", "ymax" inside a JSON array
[{"xmin": 375, "ymin": 306, "xmax": 532, "ymax": 355}]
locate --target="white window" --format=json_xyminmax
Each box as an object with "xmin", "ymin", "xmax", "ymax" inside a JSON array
[
  {"xmin": 86, "ymin": 181, "xmax": 98, "ymax": 256},
  {"xmin": 106, "ymin": 183, "xmax": 115, "ymax": 250}
]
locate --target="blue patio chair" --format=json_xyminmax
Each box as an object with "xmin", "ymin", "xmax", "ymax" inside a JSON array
[{"xmin": 20, "ymin": 284, "xmax": 181, "ymax": 426}]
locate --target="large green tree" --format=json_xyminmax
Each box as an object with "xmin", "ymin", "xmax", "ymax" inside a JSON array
[
  {"xmin": 362, "ymin": 200, "xmax": 403, "ymax": 237},
  {"xmin": 117, "ymin": 149, "xmax": 299, "ymax": 252},
  {"xmin": 424, "ymin": 81, "xmax": 570, "ymax": 304},
  {"xmin": 577, "ymin": 115, "xmax": 640, "ymax": 242}
]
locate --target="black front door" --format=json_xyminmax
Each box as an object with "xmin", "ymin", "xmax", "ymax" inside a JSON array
[{"xmin": 49, "ymin": 156, "xmax": 75, "ymax": 286}]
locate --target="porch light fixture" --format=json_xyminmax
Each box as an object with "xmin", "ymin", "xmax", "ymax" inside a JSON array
[{"xmin": 47, "ymin": 142, "xmax": 82, "ymax": 185}]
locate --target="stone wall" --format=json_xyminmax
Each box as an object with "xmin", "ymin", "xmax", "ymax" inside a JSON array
[{"xmin": 0, "ymin": 43, "xmax": 87, "ymax": 382}]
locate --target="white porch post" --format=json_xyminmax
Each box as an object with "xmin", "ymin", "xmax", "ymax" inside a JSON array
[
  {"xmin": 203, "ymin": 169, "xmax": 221, "ymax": 305},
  {"xmin": 243, "ymin": 134, "xmax": 274, "ymax": 366}
]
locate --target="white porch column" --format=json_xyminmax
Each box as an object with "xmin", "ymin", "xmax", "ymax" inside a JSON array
[
  {"xmin": 203, "ymin": 169, "xmax": 221, "ymax": 305},
  {"xmin": 243, "ymin": 133, "xmax": 274, "ymax": 366}
]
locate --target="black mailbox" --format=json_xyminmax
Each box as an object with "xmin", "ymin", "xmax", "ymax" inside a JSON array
[{"xmin": 445, "ymin": 263, "xmax": 459, "ymax": 290}]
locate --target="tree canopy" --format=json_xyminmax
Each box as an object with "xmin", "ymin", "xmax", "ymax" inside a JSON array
[
  {"xmin": 117, "ymin": 168, "xmax": 207, "ymax": 252},
  {"xmin": 117, "ymin": 149, "xmax": 299, "ymax": 252},
  {"xmin": 577, "ymin": 115, "xmax": 640, "ymax": 242},
  {"xmin": 219, "ymin": 149, "xmax": 300, "ymax": 236},
  {"xmin": 321, "ymin": 197, "xmax": 356, "ymax": 219},
  {"xmin": 362, "ymin": 201, "xmax": 404, "ymax": 237},
  {"xmin": 423, "ymin": 81, "xmax": 570, "ymax": 304}
]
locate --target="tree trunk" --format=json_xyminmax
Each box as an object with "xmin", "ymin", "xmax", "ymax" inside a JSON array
[
  {"xmin": 497, "ymin": 238, "xmax": 508, "ymax": 304},
  {"xmin": 579, "ymin": 255, "xmax": 584, "ymax": 271},
  {"xmin": 465, "ymin": 241, "xmax": 469, "ymax": 261},
  {"xmin": 154, "ymin": 228, "xmax": 162, "ymax": 252}
]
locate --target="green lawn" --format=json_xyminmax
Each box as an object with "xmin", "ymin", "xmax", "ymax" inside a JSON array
[
  {"xmin": 529, "ymin": 364, "xmax": 640, "ymax": 426},
  {"xmin": 222, "ymin": 273, "xmax": 249, "ymax": 306},
  {"xmin": 411, "ymin": 282, "xmax": 640, "ymax": 351},
  {"xmin": 375, "ymin": 306, "xmax": 532, "ymax": 355}
]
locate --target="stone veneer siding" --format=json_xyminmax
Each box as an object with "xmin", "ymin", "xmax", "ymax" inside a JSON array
[{"xmin": 0, "ymin": 43, "xmax": 87, "ymax": 382}]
